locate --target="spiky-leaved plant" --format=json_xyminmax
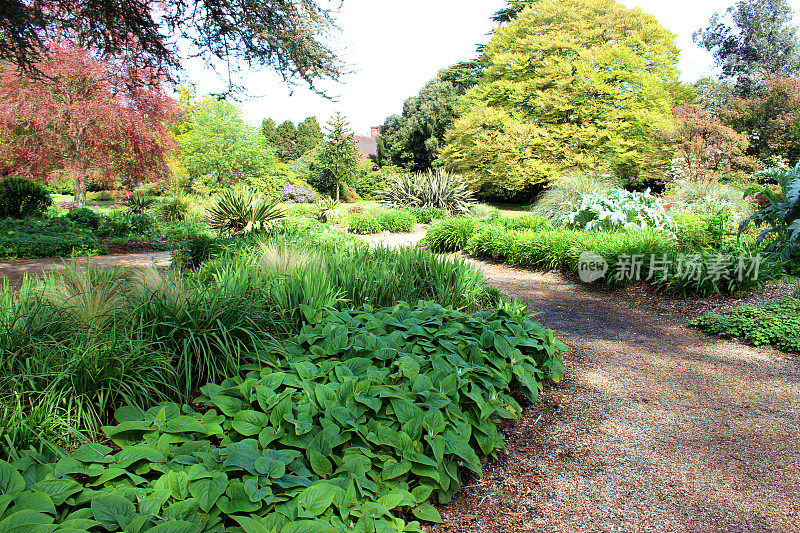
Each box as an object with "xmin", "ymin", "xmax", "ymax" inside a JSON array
[
  {"xmin": 379, "ymin": 169, "xmax": 476, "ymax": 215},
  {"xmin": 122, "ymin": 192, "xmax": 156, "ymax": 214},
  {"xmin": 208, "ymin": 188, "xmax": 285, "ymax": 237}
]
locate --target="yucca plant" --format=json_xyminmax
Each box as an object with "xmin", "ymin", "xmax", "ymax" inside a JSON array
[
  {"xmin": 122, "ymin": 192, "xmax": 156, "ymax": 214},
  {"xmin": 314, "ymin": 197, "xmax": 340, "ymax": 223},
  {"xmin": 208, "ymin": 188, "xmax": 285, "ymax": 237},
  {"xmin": 379, "ymin": 169, "xmax": 476, "ymax": 215}
]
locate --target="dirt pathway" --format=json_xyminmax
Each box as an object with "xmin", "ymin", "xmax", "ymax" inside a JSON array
[
  {"xmin": 429, "ymin": 261, "xmax": 800, "ymax": 533},
  {"xmin": 0, "ymin": 251, "xmax": 172, "ymax": 286},
  {"xmin": 357, "ymin": 233, "xmax": 800, "ymax": 531}
]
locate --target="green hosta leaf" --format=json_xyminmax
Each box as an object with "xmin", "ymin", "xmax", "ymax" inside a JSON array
[
  {"xmin": 231, "ymin": 410, "xmax": 270, "ymax": 436},
  {"xmin": 253, "ymin": 457, "xmax": 285, "ymax": 479},
  {"xmin": 389, "ymin": 398, "xmax": 424, "ymax": 425},
  {"xmin": 411, "ymin": 502, "xmax": 442, "ymax": 523},
  {"xmin": 381, "ymin": 459, "xmax": 411, "ymax": 481},
  {"xmin": 217, "ymin": 482, "xmax": 262, "ymax": 514},
  {"xmin": 154, "ymin": 471, "xmax": 190, "ymax": 500},
  {"xmin": 308, "ymin": 451, "xmax": 332, "ymax": 477},
  {"xmin": 55, "ymin": 518, "xmax": 100, "ymax": 530},
  {"xmin": 422, "ymin": 410, "xmax": 445, "ymax": 435},
  {"xmin": 0, "ymin": 460, "xmax": 25, "ymax": 495},
  {"xmin": 411, "ymin": 485, "xmax": 433, "ymax": 504},
  {"xmin": 12, "ymin": 491, "xmax": 56, "ymax": 515},
  {"xmin": 69, "ymin": 443, "xmax": 113, "ymax": 464},
  {"xmin": 232, "ymin": 515, "xmax": 273, "ymax": 533},
  {"xmin": 188, "ymin": 472, "xmax": 228, "ymax": 512},
  {"xmin": 207, "ymin": 395, "xmax": 243, "ymax": 417},
  {"xmin": 143, "ymin": 520, "xmax": 201, "ymax": 533},
  {"xmin": 281, "ymin": 520, "xmax": 338, "ymax": 533},
  {"xmin": 30, "ymin": 479, "xmax": 82, "ymax": 506},
  {"xmin": 91, "ymin": 493, "xmax": 136, "ymax": 531},
  {"xmin": 296, "ymin": 483, "xmax": 338, "ymax": 518},
  {"xmin": 0, "ymin": 510, "xmax": 56, "ymax": 532},
  {"xmin": 493, "ymin": 335, "xmax": 513, "ymax": 358}
]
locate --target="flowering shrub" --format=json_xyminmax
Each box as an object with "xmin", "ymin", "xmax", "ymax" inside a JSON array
[
  {"xmin": 562, "ymin": 189, "xmax": 676, "ymax": 233},
  {"xmin": 348, "ymin": 205, "xmax": 364, "ymax": 214},
  {"xmin": 56, "ymin": 200, "xmax": 78, "ymax": 212},
  {"xmin": 281, "ymin": 182, "xmax": 315, "ymax": 203},
  {"xmin": 343, "ymin": 185, "xmax": 360, "ymax": 203}
]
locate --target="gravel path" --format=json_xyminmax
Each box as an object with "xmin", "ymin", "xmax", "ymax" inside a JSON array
[
  {"xmin": 0, "ymin": 251, "xmax": 173, "ymax": 286},
  {"xmin": 429, "ymin": 262, "xmax": 800, "ymax": 533},
  {"xmin": 358, "ymin": 233, "xmax": 800, "ymax": 531}
]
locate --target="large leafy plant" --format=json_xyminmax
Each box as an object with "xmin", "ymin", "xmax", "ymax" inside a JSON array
[
  {"xmin": 208, "ymin": 188, "xmax": 285, "ymax": 237},
  {"xmin": 0, "ymin": 302, "xmax": 566, "ymax": 532},
  {"xmin": 738, "ymin": 163, "xmax": 800, "ymax": 259},
  {"xmin": 561, "ymin": 189, "xmax": 676, "ymax": 233},
  {"xmin": 379, "ymin": 170, "xmax": 476, "ymax": 215}
]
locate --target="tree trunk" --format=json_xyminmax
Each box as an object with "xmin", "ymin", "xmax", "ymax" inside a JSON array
[
  {"xmin": 75, "ymin": 173, "xmax": 86, "ymax": 206},
  {"xmin": 336, "ymin": 183, "xmax": 340, "ymax": 201}
]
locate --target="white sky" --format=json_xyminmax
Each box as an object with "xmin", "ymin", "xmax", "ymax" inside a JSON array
[{"xmin": 187, "ymin": 0, "xmax": 800, "ymax": 135}]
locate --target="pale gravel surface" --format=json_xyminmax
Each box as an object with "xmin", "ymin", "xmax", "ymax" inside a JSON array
[
  {"xmin": 0, "ymin": 251, "xmax": 173, "ymax": 286},
  {"xmin": 359, "ymin": 232, "xmax": 800, "ymax": 532},
  {"xmin": 426, "ymin": 263, "xmax": 800, "ymax": 533}
]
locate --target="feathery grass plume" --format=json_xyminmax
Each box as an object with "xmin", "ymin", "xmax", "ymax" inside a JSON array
[
  {"xmin": 39, "ymin": 263, "xmax": 129, "ymax": 332},
  {"xmin": 530, "ymin": 172, "xmax": 619, "ymax": 223}
]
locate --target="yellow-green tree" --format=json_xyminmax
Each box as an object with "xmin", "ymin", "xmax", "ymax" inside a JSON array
[{"xmin": 441, "ymin": 0, "xmax": 680, "ymax": 194}]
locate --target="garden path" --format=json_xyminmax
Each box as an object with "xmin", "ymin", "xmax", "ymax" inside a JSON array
[
  {"xmin": 0, "ymin": 251, "xmax": 172, "ymax": 287},
  {"xmin": 361, "ymin": 232, "xmax": 800, "ymax": 532},
  {"xmin": 429, "ymin": 262, "xmax": 800, "ymax": 533}
]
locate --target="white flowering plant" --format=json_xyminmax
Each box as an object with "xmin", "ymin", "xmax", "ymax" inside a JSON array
[{"xmin": 561, "ymin": 189, "xmax": 676, "ymax": 233}]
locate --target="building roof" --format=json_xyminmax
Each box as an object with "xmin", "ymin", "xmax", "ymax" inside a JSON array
[{"xmin": 355, "ymin": 135, "xmax": 377, "ymax": 161}]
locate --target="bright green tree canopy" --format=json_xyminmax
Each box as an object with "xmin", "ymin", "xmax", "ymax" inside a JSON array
[
  {"xmin": 441, "ymin": 0, "xmax": 680, "ymax": 194},
  {"xmin": 177, "ymin": 98, "xmax": 290, "ymax": 195}
]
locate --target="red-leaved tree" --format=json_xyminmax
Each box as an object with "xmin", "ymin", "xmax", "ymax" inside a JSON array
[{"xmin": 0, "ymin": 44, "xmax": 181, "ymax": 204}]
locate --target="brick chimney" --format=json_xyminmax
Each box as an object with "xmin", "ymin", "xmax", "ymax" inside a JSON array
[{"xmin": 370, "ymin": 126, "xmax": 382, "ymax": 139}]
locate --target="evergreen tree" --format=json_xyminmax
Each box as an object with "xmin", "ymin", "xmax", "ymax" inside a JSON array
[
  {"xmin": 296, "ymin": 117, "xmax": 323, "ymax": 157},
  {"xmin": 261, "ymin": 118, "xmax": 278, "ymax": 147},
  {"xmin": 694, "ymin": 0, "xmax": 800, "ymax": 97},
  {"xmin": 311, "ymin": 113, "xmax": 360, "ymax": 199},
  {"xmin": 275, "ymin": 120, "xmax": 297, "ymax": 160}
]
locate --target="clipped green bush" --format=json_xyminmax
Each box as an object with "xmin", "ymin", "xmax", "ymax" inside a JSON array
[
  {"xmin": 421, "ymin": 218, "xmax": 477, "ymax": 252},
  {"xmin": 0, "ymin": 176, "xmax": 52, "ymax": 219},
  {"xmin": 347, "ymin": 212, "xmax": 382, "ymax": 234},
  {"xmin": 402, "ymin": 206, "xmax": 448, "ymax": 224},
  {"xmin": 691, "ymin": 298, "xmax": 800, "ymax": 352}
]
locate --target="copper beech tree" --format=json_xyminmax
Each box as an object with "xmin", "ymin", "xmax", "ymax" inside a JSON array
[{"xmin": 0, "ymin": 44, "xmax": 181, "ymax": 204}]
